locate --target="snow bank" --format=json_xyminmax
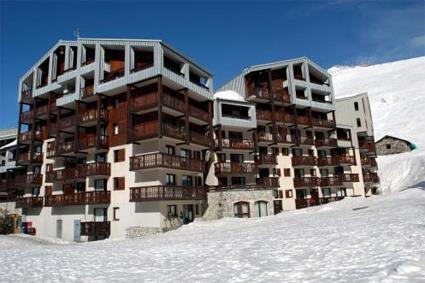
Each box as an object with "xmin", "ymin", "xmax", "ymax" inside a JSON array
[
  {"xmin": 1, "ymin": 189, "xmax": 424, "ymax": 282},
  {"xmin": 214, "ymin": 90, "xmax": 246, "ymax": 102},
  {"xmin": 331, "ymin": 56, "xmax": 425, "ymax": 193}
]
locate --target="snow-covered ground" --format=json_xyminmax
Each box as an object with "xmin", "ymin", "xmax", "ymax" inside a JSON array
[
  {"xmin": 331, "ymin": 56, "xmax": 425, "ymax": 193},
  {"xmin": 1, "ymin": 188, "xmax": 424, "ymax": 282}
]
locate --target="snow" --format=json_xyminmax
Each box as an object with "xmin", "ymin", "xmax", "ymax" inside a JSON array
[
  {"xmin": 331, "ymin": 56, "xmax": 425, "ymax": 193},
  {"xmin": 1, "ymin": 188, "xmax": 425, "ymax": 282},
  {"xmin": 214, "ymin": 90, "xmax": 246, "ymax": 102}
]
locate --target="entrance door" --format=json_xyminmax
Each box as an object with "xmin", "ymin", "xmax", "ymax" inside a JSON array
[
  {"xmin": 74, "ymin": 220, "xmax": 81, "ymax": 242},
  {"xmin": 311, "ymin": 189, "xmax": 319, "ymax": 205},
  {"xmin": 56, "ymin": 219, "xmax": 63, "ymax": 239},
  {"xmin": 183, "ymin": 204, "xmax": 194, "ymax": 224}
]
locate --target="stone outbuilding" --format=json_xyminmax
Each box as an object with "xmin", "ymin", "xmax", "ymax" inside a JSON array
[{"xmin": 375, "ymin": 135, "xmax": 415, "ymax": 156}]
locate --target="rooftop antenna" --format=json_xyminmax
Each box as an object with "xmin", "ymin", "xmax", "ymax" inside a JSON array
[{"xmin": 74, "ymin": 28, "xmax": 80, "ymax": 39}]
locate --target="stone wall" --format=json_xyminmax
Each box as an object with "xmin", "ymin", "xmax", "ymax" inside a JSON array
[
  {"xmin": 203, "ymin": 189, "xmax": 275, "ymax": 220},
  {"xmin": 376, "ymin": 137, "xmax": 411, "ymax": 155},
  {"xmin": 125, "ymin": 217, "xmax": 181, "ymax": 239}
]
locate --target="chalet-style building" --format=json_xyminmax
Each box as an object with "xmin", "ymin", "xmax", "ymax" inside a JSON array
[
  {"xmin": 3, "ymin": 38, "xmax": 380, "ymax": 241},
  {"xmin": 375, "ymin": 135, "xmax": 414, "ymax": 155}
]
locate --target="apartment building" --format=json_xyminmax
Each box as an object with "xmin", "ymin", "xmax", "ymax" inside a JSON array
[
  {"xmin": 335, "ymin": 93, "xmax": 380, "ymax": 194},
  {"xmin": 205, "ymin": 57, "xmax": 368, "ymax": 216},
  {"xmin": 0, "ymin": 128, "xmax": 19, "ymax": 202},
  {"xmin": 15, "ymin": 38, "xmax": 213, "ymax": 241}
]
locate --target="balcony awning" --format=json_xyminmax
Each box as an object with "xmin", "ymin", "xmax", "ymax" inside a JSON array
[{"xmin": 0, "ymin": 139, "xmax": 17, "ymax": 150}]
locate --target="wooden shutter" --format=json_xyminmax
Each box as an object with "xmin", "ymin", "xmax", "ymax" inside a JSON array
[{"xmin": 45, "ymin": 186, "xmax": 53, "ymax": 196}]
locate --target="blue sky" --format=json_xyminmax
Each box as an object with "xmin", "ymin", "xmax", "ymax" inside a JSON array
[{"xmin": 1, "ymin": 0, "xmax": 424, "ymax": 128}]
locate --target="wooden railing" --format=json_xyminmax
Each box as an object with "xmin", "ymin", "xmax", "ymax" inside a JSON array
[
  {"xmin": 79, "ymin": 134, "xmax": 108, "ymax": 150},
  {"xmin": 163, "ymin": 92, "xmax": 185, "ymax": 113},
  {"xmin": 295, "ymin": 197, "xmax": 344, "ymax": 209},
  {"xmin": 297, "ymin": 136, "xmax": 315, "ymax": 145},
  {"xmin": 86, "ymin": 162, "xmax": 111, "ymax": 176},
  {"xmin": 46, "ymin": 162, "xmax": 110, "ymax": 182},
  {"xmin": 293, "ymin": 177, "xmax": 320, "ymax": 187},
  {"xmin": 258, "ymin": 131, "xmax": 273, "ymax": 142},
  {"xmin": 296, "ymin": 116, "xmax": 311, "ymax": 125},
  {"xmin": 332, "ymin": 155, "xmax": 355, "ymax": 165},
  {"xmin": 132, "ymin": 92, "xmax": 158, "ymax": 112},
  {"xmin": 317, "ymin": 157, "xmax": 339, "ymax": 167},
  {"xmin": 188, "ymin": 104, "xmax": 209, "ymax": 122},
  {"xmin": 130, "ymin": 152, "xmax": 204, "ymax": 172},
  {"xmin": 130, "ymin": 186, "xmax": 208, "ymax": 202},
  {"xmin": 257, "ymin": 177, "xmax": 280, "ymax": 188},
  {"xmin": 59, "ymin": 115, "xmax": 75, "ymax": 129},
  {"xmin": 102, "ymin": 67, "xmax": 125, "ymax": 83},
  {"xmin": 57, "ymin": 140, "xmax": 75, "ymax": 154},
  {"xmin": 46, "ymin": 141, "xmax": 56, "ymax": 157},
  {"xmin": 162, "ymin": 123, "xmax": 186, "ymax": 140},
  {"xmin": 217, "ymin": 138, "xmax": 255, "ymax": 150},
  {"xmin": 315, "ymin": 138, "xmax": 337, "ymax": 147},
  {"xmin": 80, "ymin": 221, "xmax": 110, "ymax": 238},
  {"xmin": 133, "ymin": 121, "xmax": 158, "ymax": 140},
  {"xmin": 78, "ymin": 109, "xmax": 108, "ymax": 124},
  {"xmin": 15, "ymin": 174, "xmax": 42, "ymax": 186},
  {"xmin": 338, "ymin": 173, "xmax": 359, "ymax": 182},
  {"xmin": 20, "ymin": 110, "xmax": 34, "ymax": 122},
  {"xmin": 255, "ymin": 154, "xmax": 277, "ymax": 165},
  {"xmin": 19, "ymin": 131, "xmax": 42, "ymax": 143},
  {"xmin": 370, "ymin": 158, "xmax": 378, "ymax": 167},
  {"xmin": 45, "ymin": 191, "xmax": 110, "ymax": 207},
  {"xmin": 311, "ymin": 118, "xmax": 336, "ymax": 128},
  {"xmin": 36, "ymin": 104, "xmax": 49, "ymax": 116},
  {"xmin": 214, "ymin": 162, "xmax": 257, "ymax": 175},
  {"xmin": 359, "ymin": 141, "xmax": 376, "ymax": 153},
  {"xmin": 15, "ymin": 197, "xmax": 43, "ymax": 208},
  {"xmin": 292, "ymin": 156, "xmax": 317, "ymax": 166},
  {"xmin": 320, "ymin": 177, "xmax": 342, "ymax": 186},
  {"xmin": 190, "ymin": 131, "xmax": 210, "ymax": 147}
]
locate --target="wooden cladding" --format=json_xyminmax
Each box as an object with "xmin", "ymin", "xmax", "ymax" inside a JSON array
[
  {"xmin": 214, "ymin": 162, "xmax": 257, "ymax": 175},
  {"xmin": 78, "ymin": 109, "xmax": 108, "ymax": 125},
  {"xmin": 130, "ymin": 186, "xmax": 208, "ymax": 202},
  {"xmin": 15, "ymin": 197, "xmax": 43, "ymax": 208},
  {"xmin": 114, "ymin": 177, "xmax": 125, "ymax": 190},
  {"xmin": 295, "ymin": 197, "xmax": 344, "ymax": 209},
  {"xmin": 293, "ymin": 177, "xmax": 320, "ymax": 187},
  {"xmin": 216, "ymin": 138, "xmax": 255, "ymax": 150},
  {"xmin": 254, "ymin": 154, "xmax": 277, "ymax": 165},
  {"xmin": 257, "ymin": 177, "xmax": 280, "ymax": 188},
  {"xmin": 292, "ymin": 156, "xmax": 317, "ymax": 166},
  {"xmin": 130, "ymin": 152, "xmax": 204, "ymax": 172},
  {"xmin": 80, "ymin": 221, "xmax": 110, "ymax": 238},
  {"xmin": 45, "ymin": 191, "xmax": 111, "ymax": 207},
  {"xmin": 46, "ymin": 162, "xmax": 111, "ymax": 182},
  {"xmin": 114, "ymin": 149, "xmax": 126, "ymax": 162}
]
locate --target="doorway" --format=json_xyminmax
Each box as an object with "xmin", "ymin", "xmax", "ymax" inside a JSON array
[
  {"xmin": 183, "ymin": 204, "xmax": 194, "ymax": 224},
  {"xmin": 56, "ymin": 219, "xmax": 63, "ymax": 239}
]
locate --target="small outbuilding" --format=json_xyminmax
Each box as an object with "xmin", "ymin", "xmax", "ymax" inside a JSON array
[{"xmin": 375, "ymin": 135, "xmax": 415, "ymax": 156}]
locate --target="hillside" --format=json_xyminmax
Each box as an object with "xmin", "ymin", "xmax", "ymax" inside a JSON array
[{"xmin": 330, "ymin": 57, "xmax": 425, "ymax": 193}]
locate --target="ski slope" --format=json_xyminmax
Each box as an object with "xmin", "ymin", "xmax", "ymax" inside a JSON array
[
  {"xmin": 330, "ymin": 57, "xmax": 425, "ymax": 193},
  {"xmin": 0, "ymin": 188, "xmax": 424, "ymax": 282}
]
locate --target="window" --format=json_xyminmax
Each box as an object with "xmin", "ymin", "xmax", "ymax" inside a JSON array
[
  {"xmin": 278, "ymin": 190, "xmax": 284, "ymax": 198},
  {"xmin": 113, "ymin": 207, "xmax": 120, "ymax": 221},
  {"xmin": 217, "ymin": 153, "xmax": 226, "ymax": 162},
  {"xmin": 337, "ymin": 188, "xmax": 347, "ymax": 197},
  {"xmin": 167, "ymin": 205, "xmax": 177, "ymax": 217},
  {"xmin": 114, "ymin": 149, "xmax": 125, "ymax": 162},
  {"xmin": 195, "ymin": 176, "xmax": 203, "ymax": 186},
  {"xmin": 95, "ymin": 179, "xmax": 107, "ymax": 191},
  {"xmin": 228, "ymin": 131, "xmax": 243, "ymax": 140},
  {"xmin": 234, "ymin": 202, "xmax": 250, "ymax": 218},
  {"xmin": 113, "ymin": 123, "xmax": 119, "ymax": 135},
  {"xmin": 285, "ymin": 190, "xmax": 293, "ymax": 198},
  {"xmin": 354, "ymin": 102, "xmax": 359, "ymax": 111},
  {"xmin": 254, "ymin": 201, "xmax": 268, "ymax": 217},
  {"xmin": 75, "ymin": 182, "xmax": 85, "ymax": 193},
  {"xmin": 166, "ymin": 174, "xmax": 176, "ymax": 185},
  {"xmin": 181, "ymin": 175, "xmax": 193, "ymax": 187},
  {"xmin": 230, "ymin": 154, "xmax": 244, "ymax": 163},
  {"xmin": 96, "ymin": 153, "xmax": 107, "ymax": 162},
  {"xmin": 114, "ymin": 177, "xmax": 125, "ymax": 190},
  {"xmin": 180, "ymin": 149, "xmax": 191, "ymax": 159},
  {"xmin": 284, "ymin": 168, "xmax": 291, "ymax": 177},
  {"xmin": 272, "ymin": 147, "xmax": 279, "ymax": 155},
  {"xmin": 166, "ymin": 145, "xmax": 175, "ymax": 155},
  {"xmin": 231, "ymin": 177, "xmax": 245, "ymax": 185},
  {"xmin": 320, "ymin": 169, "xmax": 329, "ymax": 177},
  {"xmin": 356, "ymin": 118, "xmax": 361, "ymax": 127},
  {"xmin": 195, "ymin": 204, "xmax": 199, "ymax": 215},
  {"xmin": 322, "ymin": 188, "xmax": 331, "ymax": 197},
  {"xmin": 386, "ymin": 144, "xmax": 391, "ymax": 149},
  {"xmin": 94, "ymin": 208, "xmax": 107, "ymax": 222}
]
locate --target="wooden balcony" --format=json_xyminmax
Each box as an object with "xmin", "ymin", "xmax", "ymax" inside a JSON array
[
  {"xmin": 256, "ymin": 110, "xmax": 272, "ymax": 121},
  {"xmin": 45, "ymin": 191, "xmax": 110, "ymax": 207},
  {"xmin": 162, "ymin": 92, "xmax": 185, "ymax": 113},
  {"xmin": 190, "ymin": 131, "xmax": 210, "ymax": 147},
  {"xmin": 15, "ymin": 197, "xmax": 43, "ymax": 209},
  {"xmin": 295, "ymin": 196, "xmax": 344, "ymax": 209},
  {"xmin": 216, "ymin": 138, "xmax": 255, "ymax": 150},
  {"xmin": 338, "ymin": 173, "xmax": 359, "ymax": 182},
  {"xmin": 35, "ymin": 104, "xmax": 49, "ymax": 118},
  {"xmin": 257, "ymin": 177, "xmax": 279, "ymax": 188},
  {"xmin": 15, "ymin": 174, "xmax": 42, "ymax": 187},
  {"xmin": 317, "ymin": 157, "xmax": 339, "ymax": 167},
  {"xmin": 80, "ymin": 221, "xmax": 110, "ymax": 238},
  {"xmin": 315, "ymin": 138, "xmax": 337, "ymax": 148},
  {"xmin": 293, "ymin": 177, "xmax": 320, "ymax": 187},
  {"xmin": 79, "ymin": 135, "xmax": 108, "ymax": 151},
  {"xmin": 46, "ymin": 141, "xmax": 56, "ymax": 158},
  {"xmin": 102, "ymin": 67, "xmax": 125, "ymax": 83},
  {"xmin": 133, "ymin": 121, "xmax": 186, "ymax": 142},
  {"xmin": 254, "ymin": 154, "xmax": 277, "ymax": 165},
  {"xmin": 78, "ymin": 109, "xmax": 108, "ymax": 126},
  {"xmin": 319, "ymin": 177, "xmax": 342, "ymax": 187},
  {"xmin": 332, "ymin": 155, "xmax": 355, "ymax": 165},
  {"xmin": 130, "ymin": 152, "xmax": 204, "ymax": 172},
  {"xmin": 85, "ymin": 162, "xmax": 111, "ymax": 177},
  {"xmin": 57, "ymin": 140, "xmax": 75, "ymax": 155},
  {"xmin": 292, "ymin": 156, "xmax": 317, "ymax": 166},
  {"xmin": 19, "ymin": 131, "xmax": 42, "ymax": 144},
  {"xmin": 17, "ymin": 152, "xmax": 43, "ymax": 164},
  {"xmin": 20, "ymin": 110, "xmax": 34, "ymax": 123},
  {"xmin": 131, "ymin": 92, "xmax": 158, "ymax": 113},
  {"xmin": 370, "ymin": 158, "xmax": 378, "ymax": 167},
  {"xmin": 46, "ymin": 162, "xmax": 110, "ymax": 182},
  {"xmin": 247, "ymin": 87, "xmax": 271, "ymax": 101},
  {"xmin": 214, "ymin": 162, "xmax": 257, "ymax": 175},
  {"xmin": 363, "ymin": 173, "xmax": 380, "ymax": 183},
  {"xmin": 258, "ymin": 132, "xmax": 273, "ymax": 142},
  {"xmin": 297, "ymin": 136, "xmax": 315, "ymax": 146},
  {"xmin": 188, "ymin": 104, "xmax": 209, "ymax": 123},
  {"xmin": 311, "ymin": 118, "xmax": 336, "ymax": 128},
  {"xmin": 21, "ymin": 89, "xmax": 33, "ymax": 103},
  {"xmin": 130, "ymin": 186, "xmax": 208, "ymax": 202},
  {"xmin": 58, "ymin": 115, "xmax": 76, "ymax": 131},
  {"xmin": 359, "ymin": 141, "xmax": 376, "ymax": 154},
  {"xmin": 296, "ymin": 115, "xmax": 311, "ymax": 125},
  {"xmin": 81, "ymin": 85, "xmax": 95, "ymax": 99}
]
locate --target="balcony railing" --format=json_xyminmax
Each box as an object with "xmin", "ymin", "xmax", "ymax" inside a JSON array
[
  {"xmin": 46, "ymin": 141, "xmax": 56, "ymax": 157},
  {"xmin": 79, "ymin": 135, "xmax": 108, "ymax": 150},
  {"xmin": 46, "ymin": 162, "xmax": 110, "ymax": 182},
  {"xmin": 15, "ymin": 174, "xmax": 42, "ymax": 186},
  {"xmin": 19, "ymin": 131, "xmax": 42, "ymax": 143},
  {"xmin": 293, "ymin": 177, "xmax": 320, "ymax": 187},
  {"xmin": 332, "ymin": 155, "xmax": 355, "ymax": 165},
  {"xmin": 162, "ymin": 123, "xmax": 186, "ymax": 140},
  {"xmin": 20, "ymin": 110, "xmax": 34, "ymax": 122},
  {"xmin": 102, "ymin": 67, "xmax": 125, "ymax": 83},
  {"xmin": 295, "ymin": 197, "xmax": 344, "ymax": 209},
  {"xmin": 18, "ymin": 152, "xmax": 43, "ymax": 164},
  {"xmin": 320, "ymin": 177, "xmax": 342, "ymax": 187},
  {"xmin": 363, "ymin": 173, "xmax": 380, "ymax": 183},
  {"xmin": 292, "ymin": 156, "xmax": 317, "ymax": 166},
  {"xmin": 132, "ymin": 92, "xmax": 158, "ymax": 112},
  {"xmin": 317, "ymin": 157, "xmax": 339, "ymax": 167},
  {"xmin": 338, "ymin": 173, "xmax": 359, "ymax": 182},
  {"xmin": 130, "ymin": 152, "xmax": 204, "ymax": 172},
  {"xmin": 190, "ymin": 131, "xmax": 210, "ymax": 147},
  {"xmin": 59, "ymin": 115, "xmax": 75, "ymax": 130},
  {"xmin": 86, "ymin": 162, "xmax": 111, "ymax": 176},
  {"xmin": 44, "ymin": 191, "xmax": 111, "ymax": 207},
  {"xmin": 254, "ymin": 154, "xmax": 277, "ymax": 165},
  {"xmin": 257, "ymin": 177, "xmax": 279, "ymax": 188},
  {"xmin": 296, "ymin": 116, "xmax": 311, "ymax": 125},
  {"xmin": 188, "ymin": 105, "xmax": 209, "ymax": 122},
  {"xmin": 36, "ymin": 104, "xmax": 49, "ymax": 117},
  {"xmin": 57, "ymin": 140, "xmax": 75, "ymax": 155},
  {"xmin": 315, "ymin": 138, "xmax": 337, "ymax": 147},
  {"xmin": 79, "ymin": 109, "xmax": 108, "ymax": 124},
  {"xmin": 163, "ymin": 92, "xmax": 185, "ymax": 113},
  {"xmin": 15, "ymin": 197, "xmax": 43, "ymax": 208},
  {"xmin": 130, "ymin": 186, "xmax": 208, "ymax": 202},
  {"xmin": 80, "ymin": 221, "xmax": 110, "ymax": 238},
  {"xmin": 217, "ymin": 138, "xmax": 255, "ymax": 150},
  {"xmin": 214, "ymin": 162, "xmax": 257, "ymax": 175},
  {"xmin": 311, "ymin": 118, "xmax": 336, "ymax": 128},
  {"xmin": 359, "ymin": 141, "xmax": 376, "ymax": 154}
]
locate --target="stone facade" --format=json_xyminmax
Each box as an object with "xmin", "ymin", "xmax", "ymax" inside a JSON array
[
  {"xmin": 376, "ymin": 136, "xmax": 412, "ymax": 155},
  {"xmin": 125, "ymin": 217, "xmax": 182, "ymax": 238},
  {"xmin": 203, "ymin": 189, "xmax": 275, "ymax": 220}
]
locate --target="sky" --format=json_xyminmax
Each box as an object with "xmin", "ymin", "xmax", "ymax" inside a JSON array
[{"xmin": 0, "ymin": 0, "xmax": 424, "ymax": 129}]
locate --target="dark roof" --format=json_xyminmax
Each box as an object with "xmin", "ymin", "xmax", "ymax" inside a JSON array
[{"xmin": 375, "ymin": 135, "xmax": 412, "ymax": 145}]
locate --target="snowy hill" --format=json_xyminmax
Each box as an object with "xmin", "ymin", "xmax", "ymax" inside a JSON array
[{"xmin": 330, "ymin": 57, "xmax": 425, "ymax": 193}]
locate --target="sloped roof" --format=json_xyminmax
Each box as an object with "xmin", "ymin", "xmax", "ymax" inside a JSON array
[{"xmin": 375, "ymin": 135, "xmax": 412, "ymax": 145}]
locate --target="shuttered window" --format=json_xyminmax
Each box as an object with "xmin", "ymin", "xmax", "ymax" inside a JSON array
[
  {"xmin": 114, "ymin": 149, "xmax": 125, "ymax": 162},
  {"xmin": 114, "ymin": 177, "xmax": 125, "ymax": 190}
]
